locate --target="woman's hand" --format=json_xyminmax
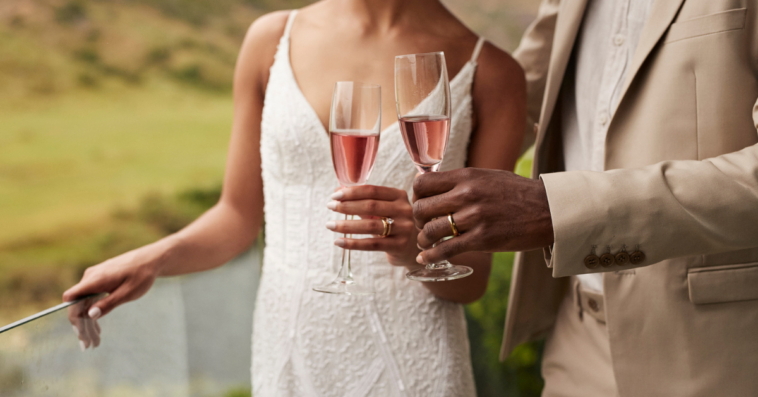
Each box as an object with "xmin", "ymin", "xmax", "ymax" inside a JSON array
[
  {"xmin": 67, "ymin": 295, "xmax": 103, "ymax": 351},
  {"xmin": 326, "ymin": 185, "xmax": 421, "ymax": 268},
  {"xmin": 62, "ymin": 241, "xmax": 168, "ymax": 349}
]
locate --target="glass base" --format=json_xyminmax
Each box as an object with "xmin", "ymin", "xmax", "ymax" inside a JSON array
[
  {"xmin": 406, "ymin": 262, "xmax": 473, "ymax": 282},
  {"xmin": 312, "ymin": 279, "xmax": 373, "ymax": 296}
]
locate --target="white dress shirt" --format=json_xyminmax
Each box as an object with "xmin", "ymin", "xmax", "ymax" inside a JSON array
[{"xmin": 561, "ymin": 0, "xmax": 655, "ymax": 293}]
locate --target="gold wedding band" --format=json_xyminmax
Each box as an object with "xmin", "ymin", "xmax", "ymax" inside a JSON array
[
  {"xmin": 380, "ymin": 217, "xmax": 394, "ymax": 238},
  {"xmin": 448, "ymin": 213, "xmax": 460, "ymax": 237}
]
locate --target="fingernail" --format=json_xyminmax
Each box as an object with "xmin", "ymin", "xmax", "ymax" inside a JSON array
[
  {"xmin": 334, "ymin": 239, "xmax": 346, "ymax": 248},
  {"xmin": 79, "ymin": 340, "xmax": 86, "ymax": 352},
  {"xmin": 88, "ymin": 307, "xmax": 101, "ymax": 320},
  {"xmin": 327, "ymin": 201, "xmax": 338, "ymax": 210},
  {"xmin": 416, "ymin": 254, "xmax": 424, "ymax": 264},
  {"xmin": 330, "ymin": 191, "xmax": 344, "ymax": 200},
  {"xmin": 72, "ymin": 326, "xmax": 80, "ymax": 337},
  {"xmin": 325, "ymin": 221, "xmax": 336, "ymax": 230}
]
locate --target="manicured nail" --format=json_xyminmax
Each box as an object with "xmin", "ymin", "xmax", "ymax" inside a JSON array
[
  {"xmin": 334, "ymin": 239, "xmax": 346, "ymax": 248},
  {"xmin": 327, "ymin": 201, "xmax": 338, "ymax": 210},
  {"xmin": 325, "ymin": 221, "xmax": 337, "ymax": 230},
  {"xmin": 416, "ymin": 254, "xmax": 424, "ymax": 264},
  {"xmin": 88, "ymin": 307, "xmax": 101, "ymax": 320},
  {"xmin": 79, "ymin": 340, "xmax": 86, "ymax": 352},
  {"xmin": 72, "ymin": 326, "xmax": 80, "ymax": 337},
  {"xmin": 330, "ymin": 190, "xmax": 344, "ymax": 200}
]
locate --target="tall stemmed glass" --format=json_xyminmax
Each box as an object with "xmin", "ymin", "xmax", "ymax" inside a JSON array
[
  {"xmin": 313, "ymin": 82, "xmax": 381, "ymax": 295},
  {"xmin": 395, "ymin": 52, "xmax": 473, "ymax": 282}
]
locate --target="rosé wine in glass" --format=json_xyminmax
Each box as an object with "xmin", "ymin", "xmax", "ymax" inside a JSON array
[
  {"xmin": 330, "ymin": 129, "xmax": 380, "ymax": 186},
  {"xmin": 313, "ymin": 81, "xmax": 381, "ymax": 296},
  {"xmin": 394, "ymin": 51, "xmax": 473, "ymax": 282},
  {"xmin": 399, "ymin": 115, "xmax": 450, "ymax": 173}
]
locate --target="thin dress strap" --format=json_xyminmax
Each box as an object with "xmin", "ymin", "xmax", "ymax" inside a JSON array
[
  {"xmin": 283, "ymin": 10, "xmax": 298, "ymax": 39},
  {"xmin": 470, "ymin": 37, "xmax": 486, "ymax": 63}
]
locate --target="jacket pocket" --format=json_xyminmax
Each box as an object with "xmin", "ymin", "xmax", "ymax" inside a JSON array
[
  {"xmin": 665, "ymin": 8, "xmax": 747, "ymax": 44},
  {"xmin": 688, "ymin": 262, "xmax": 758, "ymax": 304}
]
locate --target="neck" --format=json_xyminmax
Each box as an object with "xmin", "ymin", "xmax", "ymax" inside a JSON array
[{"xmin": 336, "ymin": 0, "xmax": 442, "ymax": 31}]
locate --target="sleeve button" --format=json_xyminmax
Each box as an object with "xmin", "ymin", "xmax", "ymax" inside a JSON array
[
  {"xmin": 600, "ymin": 253, "xmax": 615, "ymax": 267},
  {"xmin": 630, "ymin": 250, "xmax": 646, "ymax": 265},
  {"xmin": 584, "ymin": 254, "xmax": 600, "ymax": 269},
  {"xmin": 615, "ymin": 251, "xmax": 629, "ymax": 265}
]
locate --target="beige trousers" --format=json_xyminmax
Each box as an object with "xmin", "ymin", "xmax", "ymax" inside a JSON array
[{"xmin": 541, "ymin": 278, "xmax": 619, "ymax": 397}]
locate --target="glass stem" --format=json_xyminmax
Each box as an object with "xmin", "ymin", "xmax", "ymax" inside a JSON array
[
  {"xmin": 427, "ymin": 225, "xmax": 451, "ymax": 270},
  {"xmin": 420, "ymin": 171, "xmax": 450, "ymax": 271},
  {"xmin": 337, "ymin": 214, "xmax": 353, "ymax": 282}
]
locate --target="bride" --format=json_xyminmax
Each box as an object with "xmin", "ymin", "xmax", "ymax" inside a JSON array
[{"xmin": 63, "ymin": 0, "xmax": 525, "ymax": 395}]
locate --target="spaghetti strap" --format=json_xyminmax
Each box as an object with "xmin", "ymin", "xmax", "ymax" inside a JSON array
[
  {"xmin": 283, "ymin": 10, "xmax": 298, "ymax": 39},
  {"xmin": 470, "ymin": 37, "xmax": 486, "ymax": 63}
]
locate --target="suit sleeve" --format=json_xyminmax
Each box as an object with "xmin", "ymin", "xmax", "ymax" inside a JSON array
[
  {"xmin": 512, "ymin": 0, "xmax": 561, "ymax": 147},
  {"xmin": 541, "ymin": 98, "xmax": 758, "ymax": 277}
]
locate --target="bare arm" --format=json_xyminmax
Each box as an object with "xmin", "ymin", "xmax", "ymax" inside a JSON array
[
  {"xmin": 62, "ymin": 12, "xmax": 289, "ymax": 322},
  {"xmin": 156, "ymin": 12, "xmax": 288, "ymax": 276}
]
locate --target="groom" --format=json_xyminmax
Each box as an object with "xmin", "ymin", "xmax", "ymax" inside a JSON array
[{"xmin": 413, "ymin": 0, "xmax": 758, "ymax": 396}]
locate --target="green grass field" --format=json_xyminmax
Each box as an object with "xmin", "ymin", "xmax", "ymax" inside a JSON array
[
  {"xmin": 0, "ymin": 85, "xmax": 231, "ymax": 245},
  {"xmin": 0, "ymin": 0, "xmax": 252, "ymax": 245}
]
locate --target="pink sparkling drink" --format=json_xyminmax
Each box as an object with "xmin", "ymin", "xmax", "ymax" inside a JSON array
[
  {"xmin": 330, "ymin": 129, "xmax": 380, "ymax": 186},
  {"xmin": 399, "ymin": 115, "xmax": 450, "ymax": 173}
]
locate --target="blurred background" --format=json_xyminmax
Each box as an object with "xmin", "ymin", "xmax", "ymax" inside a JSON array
[{"xmin": 0, "ymin": 0, "xmax": 542, "ymax": 395}]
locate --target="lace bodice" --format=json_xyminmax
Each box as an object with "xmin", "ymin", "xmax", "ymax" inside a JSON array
[{"xmin": 252, "ymin": 11, "xmax": 484, "ymax": 397}]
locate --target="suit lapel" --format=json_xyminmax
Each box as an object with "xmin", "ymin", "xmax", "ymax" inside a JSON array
[
  {"xmin": 618, "ymin": 0, "xmax": 686, "ymax": 104},
  {"xmin": 534, "ymin": 0, "xmax": 687, "ymax": 175},
  {"xmin": 534, "ymin": 0, "xmax": 588, "ymax": 160}
]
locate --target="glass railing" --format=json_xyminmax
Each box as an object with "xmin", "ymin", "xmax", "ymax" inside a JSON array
[{"xmin": 0, "ymin": 247, "xmax": 261, "ymax": 397}]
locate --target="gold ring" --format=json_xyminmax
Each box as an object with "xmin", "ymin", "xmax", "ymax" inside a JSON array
[
  {"xmin": 448, "ymin": 213, "xmax": 460, "ymax": 237},
  {"xmin": 380, "ymin": 217, "xmax": 394, "ymax": 238}
]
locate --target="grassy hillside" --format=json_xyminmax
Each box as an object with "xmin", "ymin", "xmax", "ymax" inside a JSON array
[
  {"xmin": 0, "ymin": 0, "xmax": 316, "ymax": 104},
  {"xmin": 1, "ymin": 0, "xmax": 249, "ymax": 244},
  {"xmin": 0, "ymin": 88, "xmax": 231, "ymax": 245}
]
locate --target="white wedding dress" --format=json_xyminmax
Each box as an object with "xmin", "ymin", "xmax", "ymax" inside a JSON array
[{"xmin": 252, "ymin": 10, "xmax": 485, "ymax": 397}]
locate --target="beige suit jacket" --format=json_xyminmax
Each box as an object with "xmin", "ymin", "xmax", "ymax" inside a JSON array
[{"xmin": 503, "ymin": 0, "xmax": 758, "ymax": 395}]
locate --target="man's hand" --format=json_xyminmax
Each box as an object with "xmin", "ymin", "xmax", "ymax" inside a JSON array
[{"xmin": 412, "ymin": 168, "xmax": 554, "ymax": 264}]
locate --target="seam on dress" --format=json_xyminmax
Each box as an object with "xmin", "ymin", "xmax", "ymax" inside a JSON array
[
  {"xmin": 366, "ymin": 299, "xmax": 408, "ymax": 396},
  {"xmin": 345, "ymin": 357, "xmax": 386, "ymax": 397},
  {"xmin": 432, "ymin": 304, "xmax": 450, "ymax": 397}
]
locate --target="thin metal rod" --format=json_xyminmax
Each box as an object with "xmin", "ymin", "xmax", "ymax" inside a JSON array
[{"xmin": 0, "ymin": 293, "xmax": 105, "ymax": 334}]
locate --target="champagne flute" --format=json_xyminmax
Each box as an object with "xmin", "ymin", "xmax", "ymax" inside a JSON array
[
  {"xmin": 395, "ymin": 52, "xmax": 473, "ymax": 282},
  {"xmin": 313, "ymin": 81, "xmax": 381, "ymax": 295}
]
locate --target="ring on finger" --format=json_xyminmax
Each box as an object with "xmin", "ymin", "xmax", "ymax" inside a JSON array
[
  {"xmin": 380, "ymin": 217, "xmax": 394, "ymax": 238},
  {"xmin": 448, "ymin": 213, "xmax": 460, "ymax": 237}
]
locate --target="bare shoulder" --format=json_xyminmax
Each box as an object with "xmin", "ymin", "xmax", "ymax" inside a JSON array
[
  {"xmin": 235, "ymin": 11, "xmax": 291, "ymax": 93},
  {"xmin": 247, "ymin": 10, "xmax": 290, "ymax": 41},
  {"xmin": 240, "ymin": 10, "xmax": 290, "ymax": 58},
  {"xmin": 474, "ymin": 42, "xmax": 526, "ymax": 99}
]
